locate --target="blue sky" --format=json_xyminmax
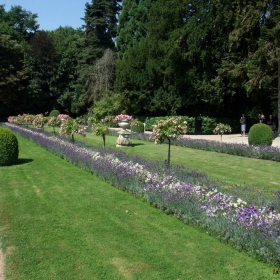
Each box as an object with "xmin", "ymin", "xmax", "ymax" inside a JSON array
[{"xmin": 2, "ymin": 0, "xmax": 87, "ymax": 30}]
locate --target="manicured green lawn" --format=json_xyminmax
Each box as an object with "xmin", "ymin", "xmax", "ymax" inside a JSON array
[
  {"xmin": 0, "ymin": 134, "xmax": 277, "ymax": 279},
  {"xmin": 77, "ymin": 132, "xmax": 280, "ymax": 192}
]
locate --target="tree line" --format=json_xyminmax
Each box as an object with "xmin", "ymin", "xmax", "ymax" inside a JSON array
[{"xmin": 1, "ymin": 0, "xmax": 280, "ymax": 127}]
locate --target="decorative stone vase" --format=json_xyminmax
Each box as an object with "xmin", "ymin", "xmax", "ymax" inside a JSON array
[
  {"xmin": 118, "ymin": 120, "xmax": 130, "ymax": 131},
  {"xmin": 116, "ymin": 120, "xmax": 132, "ymax": 147}
]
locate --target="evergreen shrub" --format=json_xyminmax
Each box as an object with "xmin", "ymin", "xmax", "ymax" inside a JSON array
[
  {"xmin": 0, "ymin": 127, "xmax": 19, "ymax": 166},
  {"xmin": 49, "ymin": 109, "xmax": 60, "ymax": 117},
  {"xmin": 248, "ymin": 124, "xmax": 273, "ymax": 146},
  {"xmin": 201, "ymin": 116, "xmax": 217, "ymax": 134}
]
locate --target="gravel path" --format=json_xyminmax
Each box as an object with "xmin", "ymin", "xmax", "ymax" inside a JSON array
[
  {"xmin": 0, "ymin": 249, "xmax": 4, "ymax": 280},
  {"xmin": 111, "ymin": 128, "xmax": 280, "ymax": 148}
]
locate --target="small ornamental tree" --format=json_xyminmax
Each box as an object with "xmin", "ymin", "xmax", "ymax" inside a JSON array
[
  {"xmin": 47, "ymin": 116, "xmax": 61, "ymax": 134},
  {"xmin": 75, "ymin": 116, "xmax": 86, "ymax": 126},
  {"xmin": 92, "ymin": 122, "xmax": 109, "ymax": 149},
  {"xmin": 213, "ymin": 123, "xmax": 231, "ymax": 143},
  {"xmin": 22, "ymin": 114, "xmax": 35, "ymax": 126},
  {"xmin": 32, "ymin": 114, "xmax": 47, "ymax": 129},
  {"xmin": 150, "ymin": 117, "xmax": 187, "ymax": 167},
  {"xmin": 59, "ymin": 117, "xmax": 86, "ymax": 144},
  {"xmin": 87, "ymin": 116, "xmax": 98, "ymax": 126}
]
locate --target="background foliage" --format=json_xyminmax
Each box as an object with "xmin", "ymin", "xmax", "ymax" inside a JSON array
[{"xmin": 1, "ymin": 1, "xmax": 280, "ymax": 129}]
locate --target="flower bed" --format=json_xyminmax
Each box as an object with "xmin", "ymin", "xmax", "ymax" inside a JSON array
[{"xmin": 3, "ymin": 123, "xmax": 280, "ymax": 265}]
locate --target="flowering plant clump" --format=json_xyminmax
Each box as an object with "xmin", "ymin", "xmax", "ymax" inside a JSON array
[
  {"xmin": 150, "ymin": 117, "xmax": 187, "ymax": 167},
  {"xmin": 213, "ymin": 123, "xmax": 231, "ymax": 143},
  {"xmin": 47, "ymin": 116, "xmax": 61, "ymax": 134},
  {"xmin": 59, "ymin": 117, "xmax": 86, "ymax": 143},
  {"xmin": 22, "ymin": 114, "xmax": 35, "ymax": 125},
  {"xmin": 75, "ymin": 116, "xmax": 86, "ymax": 126},
  {"xmin": 32, "ymin": 114, "xmax": 47, "ymax": 128},
  {"xmin": 7, "ymin": 116, "xmax": 20, "ymax": 124},
  {"xmin": 92, "ymin": 122, "xmax": 109, "ymax": 149},
  {"xmin": 87, "ymin": 116, "xmax": 97, "ymax": 125},
  {"xmin": 129, "ymin": 119, "xmax": 140, "ymax": 127},
  {"xmin": 114, "ymin": 114, "xmax": 134, "ymax": 121},
  {"xmin": 47, "ymin": 116, "xmax": 61, "ymax": 127},
  {"xmin": 57, "ymin": 114, "xmax": 69, "ymax": 120},
  {"xmin": 213, "ymin": 123, "xmax": 231, "ymax": 135},
  {"xmin": 102, "ymin": 115, "xmax": 115, "ymax": 126},
  {"xmin": 92, "ymin": 123, "xmax": 109, "ymax": 136},
  {"xmin": 150, "ymin": 117, "xmax": 187, "ymax": 145}
]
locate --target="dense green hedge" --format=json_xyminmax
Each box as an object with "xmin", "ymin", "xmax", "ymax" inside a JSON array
[
  {"xmin": 0, "ymin": 126, "xmax": 19, "ymax": 166},
  {"xmin": 130, "ymin": 120, "xmax": 144, "ymax": 133}
]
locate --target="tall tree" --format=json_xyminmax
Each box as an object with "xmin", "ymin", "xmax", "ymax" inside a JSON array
[
  {"xmin": 237, "ymin": 1, "xmax": 280, "ymax": 133},
  {"xmin": 24, "ymin": 31, "xmax": 57, "ymax": 113},
  {"xmin": 0, "ymin": 34, "xmax": 28, "ymax": 115},
  {"xmin": 0, "ymin": 5, "xmax": 39, "ymax": 116},
  {"xmin": 77, "ymin": 0, "xmax": 121, "ymax": 114},
  {"xmin": 116, "ymin": 0, "xmax": 151, "ymax": 59},
  {"xmin": 85, "ymin": 48, "xmax": 116, "ymax": 105},
  {"xmin": 0, "ymin": 5, "xmax": 39, "ymax": 40},
  {"xmin": 49, "ymin": 27, "xmax": 85, "ymax": 115},
  {"xmin": 82, "ymin": 0, "xmax": 121, "ymax": 62}
]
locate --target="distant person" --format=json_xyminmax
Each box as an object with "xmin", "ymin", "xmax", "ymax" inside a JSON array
[
  {"xmin": 240, "ymin": 114, "xmax": 246, "ymax": 136},
  {"xmin": 273, "ymin": 114, "xmax": 278, "ymax": 135},
  {"xmin": 258, "ymin": 113, "xmax": 265, "ymax": 123},
  {"xmin": 268, "ymin": 114, "xmax": 277, "ymax": 138},
  {"xmin": 267, "ymin": 115, "xmax": 274, "ymax": 128}
]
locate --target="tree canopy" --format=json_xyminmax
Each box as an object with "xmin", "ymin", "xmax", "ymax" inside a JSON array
[{"xmin": 1, "ymin": 0, "xmax": 280, "ymax": 132}]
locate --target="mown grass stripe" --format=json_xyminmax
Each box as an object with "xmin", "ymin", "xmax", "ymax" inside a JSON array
[{"xmin": 0, "ymin": 133, "xmax": 276, "ymax": 279}]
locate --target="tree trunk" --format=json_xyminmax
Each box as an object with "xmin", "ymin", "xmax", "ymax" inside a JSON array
[
  {"xmin": 167, "ymin": 138, "xmax": 171, "ymax": 168},
  {"xmin": 277, "ymin": 31, "xmax": 280, "ymax": 137},
  {"xmin": 276, "ymin": 27, "xmax": 280, "ymax": 137},
  {"xmin": 102, "ymin": 135, "xmax": 106, "ymax": 150}
]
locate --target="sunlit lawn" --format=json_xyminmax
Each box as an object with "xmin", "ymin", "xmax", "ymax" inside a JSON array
[
  {"xmin": 76, "ymin": 131, "xmax": 280, "ymax": 192},
  {"xmin": 0, "ymin": 133, "xmax": 277, "ymax": 279}
]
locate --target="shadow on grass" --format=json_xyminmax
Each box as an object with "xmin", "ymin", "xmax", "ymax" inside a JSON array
[
  {"xmin": 17, "ymin": 158, "xmax": 34, "ymax": 165},
  {"xmin": 131, "ymin": 143, "xmax": 145, "ymax": 147}
]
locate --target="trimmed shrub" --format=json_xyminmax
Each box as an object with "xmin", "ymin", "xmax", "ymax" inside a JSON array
[
  {"xmin": 248, "ymin": 124, "xmax": 273, "ymax": 146},
  {"xmin": 201, "ymin": 116, "xmax": 217, "ymax": 134},
  {"xmin": 0, "ymin": 127, "xmax": 19, "ymax": 166},
  {"xmin": 49, "ymin": 109, "xmax": 60, "ymax": 117},
  {"xmin": 130, "ymin": 120, "xmax": 144, "ymax": 132}
]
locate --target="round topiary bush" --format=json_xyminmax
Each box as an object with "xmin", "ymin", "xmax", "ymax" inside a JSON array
[
  {"xmin": 130, "ymin": 120, "xmax": 144, "ymax": 133},
  {"xmin": 49, "ymin": 109, "xmax": 60, "ymax": 117},
  {"xmin": 0, "ymin": 127, "xmax": 19, "ymax": 166},
  {"xmin": 248, "ymin": 123, "xmax": 273, "ymax": 146}
]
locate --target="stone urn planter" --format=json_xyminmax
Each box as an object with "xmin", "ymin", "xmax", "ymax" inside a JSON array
[
  {"xmin": 116, "ymin": 120, "xmax": 132, "ymax": 147},
  {"xmin": 118, "ymin": 120, "xmax": 130, "ymax": 131}
]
